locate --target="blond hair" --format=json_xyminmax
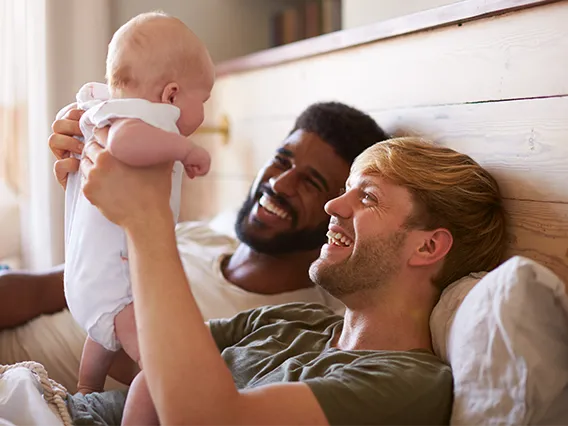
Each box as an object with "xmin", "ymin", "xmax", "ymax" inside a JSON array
[
  {"xmin": 106, "ymin": 11, "xmax": 212, "ymax": 93},
  {"xmin": 352, "ymin": 137, "xmax": 507, "ymax": 289}
]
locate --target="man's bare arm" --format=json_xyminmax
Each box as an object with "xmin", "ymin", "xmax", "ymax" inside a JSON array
[{"xmin": 0, "ymin": 264, "xmax": 66, "ymax": 329}]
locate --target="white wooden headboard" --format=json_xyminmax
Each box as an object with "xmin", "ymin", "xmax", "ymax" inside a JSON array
[{"xmin": 181, "ymin": 0, "xmax": 568, "ymax": 283}]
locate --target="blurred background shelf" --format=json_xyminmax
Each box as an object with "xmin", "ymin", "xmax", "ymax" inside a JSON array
[
  {"xmin": 109, "ymin": 0, "xmax": 464, "ymax": 62},
  {"xmin": 271, "ymin": 0, "xmax": 342, "ymax": 47}
]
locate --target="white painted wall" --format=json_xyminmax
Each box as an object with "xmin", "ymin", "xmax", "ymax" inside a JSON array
[
  {"xmin": 110, "ymin": 0, "xmax": 304, "ymax": 63},
  {"xmin": 342, "ymin": 0, "xmax": 462, "ymax": 29}
]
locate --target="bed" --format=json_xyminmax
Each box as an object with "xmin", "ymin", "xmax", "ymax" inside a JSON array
[{"xmin": 180, "ymin": 0, "xmax": 568, "ymax": 423}]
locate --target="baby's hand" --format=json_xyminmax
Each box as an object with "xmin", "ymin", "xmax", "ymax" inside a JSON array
[{"xmin": 183, "ymin": 145, "xmax": 211, "ymax": 179}]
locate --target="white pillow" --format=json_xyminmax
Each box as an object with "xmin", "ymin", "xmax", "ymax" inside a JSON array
[
  {"xmin": 431, "ymin": 271, "xmax": 486, "ymax": 362},
  {"xmin": 433, "ymin": 256, "xmax": 568, "ymax": 425}
]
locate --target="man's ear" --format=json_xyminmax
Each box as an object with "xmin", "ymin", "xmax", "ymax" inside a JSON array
[
  {"xmin": 161, "ymin": 82, "xmax": 179, "ymax": 104},
  {"xmin": 408, "ymin": 228, "xmax": 453, "ymax": 267}
]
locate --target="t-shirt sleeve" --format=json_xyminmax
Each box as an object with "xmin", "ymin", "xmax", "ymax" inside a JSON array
[
  {"xmin": 305, "ymin": 352, "xmax": 453, "ymax": 425},
  {"xmin": 208, "ymin": 306, "xmax": 270, "ymax": 351},
  {"xmin": 209, "ymin": 303, "xmax": 335, "ymax": 352}
]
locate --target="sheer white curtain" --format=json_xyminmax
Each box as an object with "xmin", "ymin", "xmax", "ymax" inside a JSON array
[
  {"xmin": 0, "ymin": 0, "xmax": 110, "ymax": 270},
  {"xmin": 0, "ymin": 0, "xmax": 43, "ymax": 268},
  {"xmin": 44, "ymin": 0, "xmax": 111, "ymax": 268}
]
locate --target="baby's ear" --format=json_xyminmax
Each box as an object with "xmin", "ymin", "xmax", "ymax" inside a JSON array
[{"xmin": 161, "ymin": 83, "xmax": 179, "ymax": 104}]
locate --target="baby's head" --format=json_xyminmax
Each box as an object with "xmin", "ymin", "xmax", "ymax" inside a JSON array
[{"xmin": 106, "ymin": 12, "xmax": 215, "ymax": 136}]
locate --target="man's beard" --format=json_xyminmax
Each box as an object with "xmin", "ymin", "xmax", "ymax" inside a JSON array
[
  {"xmin": 309, "ymin": 230, "xmax": 407, "ymax": 298},
  {"xmin": 234, "ymin": 185, "xmax": 328, "ymax": 255}
]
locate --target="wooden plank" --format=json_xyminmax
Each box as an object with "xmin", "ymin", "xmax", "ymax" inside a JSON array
[
  {"xmin": 212, "ymin": 1, "xmax": 568, "ymax": 120},
  {"xmin": 216, "ymin": 0, "xmax": 559, "ymax": 76},
  {"xmin": 504, "ymin": 199, "xmax": 568, "ymax": 285}
]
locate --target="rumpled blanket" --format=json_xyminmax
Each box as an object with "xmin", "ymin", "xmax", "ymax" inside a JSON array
[{"xmin": 67, "ymin": 390, "xmax": 127, "ymax": 425}]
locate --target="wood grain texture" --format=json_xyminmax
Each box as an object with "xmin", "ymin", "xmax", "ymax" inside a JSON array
[
  {"xmin": 216, "ymin": 0, "xmax": 560, "ymax": 76},
  {"xmin": 504, "ymin": 199, "xmax": 568, "ymax": 284},
  {"xmin": 213, "ymin": 1, "xmax": 568, "ymax": 120}
]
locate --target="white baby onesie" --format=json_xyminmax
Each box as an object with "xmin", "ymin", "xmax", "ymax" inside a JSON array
[{"xmin": 64, "ymin": 82, "xmax": 184, "ymax": 351}]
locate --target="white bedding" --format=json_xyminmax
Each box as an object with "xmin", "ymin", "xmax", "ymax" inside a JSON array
[
  {"xmin": 0, "ymin": 367, "xmax": 63, "ymax": 426},
  {"xmin": 432, "ymin": 256, "xmax": 568, "ymax": 425}
]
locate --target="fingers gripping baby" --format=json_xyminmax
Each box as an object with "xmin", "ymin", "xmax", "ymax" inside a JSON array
[{"xmin": 64, "ymin": 12, "xmax": 215, "ymax": 425}]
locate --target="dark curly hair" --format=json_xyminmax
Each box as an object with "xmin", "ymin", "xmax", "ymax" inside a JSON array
[{"xmin": 291, "ymin": 102, "xmax": 390, "ymax": 164}]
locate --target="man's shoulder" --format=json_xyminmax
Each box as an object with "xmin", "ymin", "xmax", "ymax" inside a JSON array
[
  {"xmin": 175, "ymin": 220, "xmax": 238, "ymax": 251},
  {"xmin": 255, "ymin": 302, "xmax": 339, "ymax": 322},
  {"xmin": 209, "ymin": 302, "xmax": 340, "ymax": 351},
  {"xmin": 352, "ymin": 349, "xmax": 452, "ymax": 378},
  {"xmin": 226, "ymin": 302, "xmax": 340, "ymax": 332},
  {"xmin": 225, "ymin": 302, "xmax": 343, "ymax": 329}
]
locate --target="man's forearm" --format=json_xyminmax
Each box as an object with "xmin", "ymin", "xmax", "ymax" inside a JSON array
[
  {"xmin": 125, "ymin": 214, "xmax": 238, "ymax": 424},
  {"xmin": 0, "ymin": 264, "xmax": 67, "ymax": 329}
]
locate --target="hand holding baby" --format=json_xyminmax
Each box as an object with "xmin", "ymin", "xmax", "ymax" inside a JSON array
[{"xmin": 80, "ymin": 136, "xmax": 174, "ymax": 229}]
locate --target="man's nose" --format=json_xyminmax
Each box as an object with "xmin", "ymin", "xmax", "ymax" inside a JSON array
[
  {"xmin": 269, "ymin": 169, "xmax": 298, "ymax": 198},
  {"xmin": 325, "ymin": 191, "xmax": 353, "ymax": 219}
]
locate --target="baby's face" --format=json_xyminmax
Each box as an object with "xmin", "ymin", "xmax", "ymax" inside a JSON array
[
  {"xmin": 174, "ymin": 83, "xmax": 211, "ymax": 137},
  {"xmin": 175, "ymin": 93, "xmax": 206, "ymax": 137}
]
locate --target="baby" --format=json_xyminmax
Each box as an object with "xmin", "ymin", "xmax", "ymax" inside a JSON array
[{"xmin": 64, "ymin": 12, "xmax": 215, "ymax": 424}]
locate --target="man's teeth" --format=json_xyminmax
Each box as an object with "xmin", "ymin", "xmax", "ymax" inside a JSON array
[
  {"xmin": 326, "ymin": 230, "xmax": 353, "ymax": 247},
  {"xmin": 259, "ymin": 195, "xmax": 291, "ymax": 220}
]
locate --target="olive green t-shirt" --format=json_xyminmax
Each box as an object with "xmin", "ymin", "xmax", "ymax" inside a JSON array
[{"xmin": 209, "ymin": 303, "xmax": 453, "ymax": 425}]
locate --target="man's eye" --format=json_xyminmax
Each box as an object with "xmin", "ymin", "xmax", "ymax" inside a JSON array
[
  {"xmin": 361, "ymin": 192, "xmax": 376, "ymax": 205},
  {"xmin": 306, "ymin": 179, "xmax": 321, "ymax": 191},
  {"xmin": 274, "ymin": 156, "xmax": 290, "ymax": 168}
]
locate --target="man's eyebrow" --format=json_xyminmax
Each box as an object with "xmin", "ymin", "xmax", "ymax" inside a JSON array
[
  {"xmin": 276, "ymin": 147, "xmax": 328, "ymax": 191},
  {"xmin": 276, "ymin": 148, "xmax": 293, "ymax": 157},
  {"xmin": 347, "ymin": 177, "xmax": 384, "ymax": 198},
  {"xmin": 358, "ymin": 177, "xmax": 383, "ymax": 196},
  {"xmin": 308, "ymin": 167, "xmax": 329, "ymax": 192}
]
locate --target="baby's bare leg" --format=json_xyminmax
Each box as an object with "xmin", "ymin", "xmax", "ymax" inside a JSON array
[
  {"xmin": 107, "ymin": 348, "xmax": 139, "ymax": 386},
  {"xmin": 122, "ymin": 371, "xmax": 160, "ymax": 425},
  {"xmin": 77, "ymin": 337, "xmax": 116, "ymax": 394},
  {"xmin": 115, "ymin": 303, "xmax": 159, "ymax": 425},
  {"xmin": 115, "ymin": 303, "xmax": 140, "ymax": 363}
]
